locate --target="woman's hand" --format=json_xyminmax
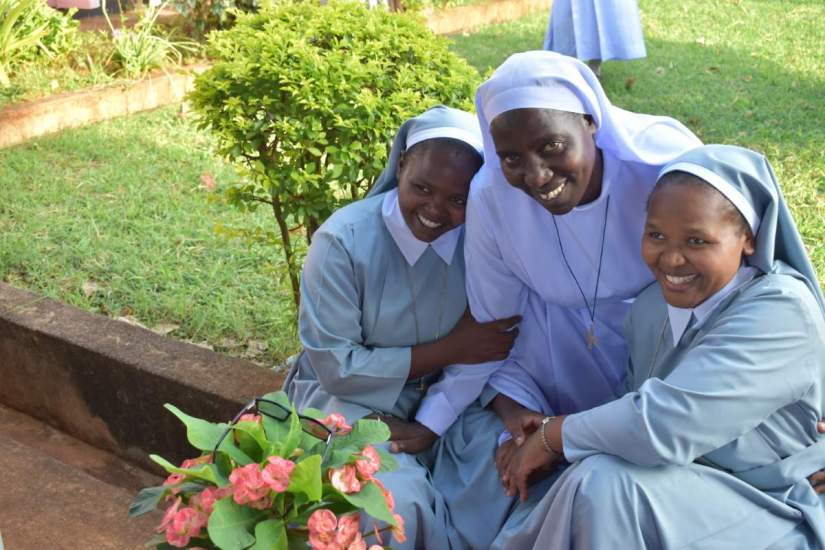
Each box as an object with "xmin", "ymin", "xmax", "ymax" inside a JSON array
[
  {"xmin": 808, "ymin": 420, "xmax": 825, "ymax": 494},
  {"xmin": 491, "ymin": 394, "xmax": 544, "ymax": 446},
  {"xmin": 502, "ymin": 430, "xmax": 561, "ymax": 502},
  {"xmin": 446, "ymin": 309, "xmax": 521, "ymax": 365},
  {"xmin": 380, "ymin": 416, "xmax": 438, "ymax": 455}
]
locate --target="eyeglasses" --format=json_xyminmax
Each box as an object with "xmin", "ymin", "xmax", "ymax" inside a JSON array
[{"xmin": 211, "ymin": 397, "xmax": 334, "ymax": 462}]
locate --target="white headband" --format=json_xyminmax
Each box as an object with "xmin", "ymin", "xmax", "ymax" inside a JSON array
[
  {"xmin": 481, "ymin": 84, "xmax": 587, "ymax": 124},
  {"xmin": 660, "ymin": 162, "xmax": 761, "ymax": 234},
  {"xmin": 406, "ymin": 127, "xmax": 484, "ymax": 154}
]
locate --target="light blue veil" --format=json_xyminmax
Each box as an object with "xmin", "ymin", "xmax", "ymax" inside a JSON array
[
  {"xmin": 659, "ymin": 144, "xmax": 824, "ymax": 315},
  {"xmin": 366, "ymin": 105, "xmax": 483, "ymax": 197}
]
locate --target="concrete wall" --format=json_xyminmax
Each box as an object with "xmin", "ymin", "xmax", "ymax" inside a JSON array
[{"xmin": 0, "ymin": 282, "xmax": 284, "ymax": 469}]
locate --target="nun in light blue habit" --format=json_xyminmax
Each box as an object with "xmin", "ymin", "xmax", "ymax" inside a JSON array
[
  {"xmin": 544, "ymin": 0, "xmax": 646, "ymax": 74},
  {"xmin": 284, "ymin": 106, "xmax": 508, "ymax": 549},
  {"xmin": 493, "ymin": 144, "xmax": 825, "ymax": 549}
]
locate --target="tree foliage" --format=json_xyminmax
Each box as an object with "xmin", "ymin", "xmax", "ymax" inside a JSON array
[{"xmin": 189, "ymin": 0, "xmax": 480, "ymax": 311}]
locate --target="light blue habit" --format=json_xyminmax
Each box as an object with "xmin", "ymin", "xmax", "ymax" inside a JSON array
[
  {"xmin": 493, "ymin": 145, "xmax": 825, "ymax": 549},
  {"xmin": 543, "ymin": 0, "xmax": 646, "ymax": 62},
  {"xmin": 284, "ymin": 106, "xmax": 509, "ymax": 549}
]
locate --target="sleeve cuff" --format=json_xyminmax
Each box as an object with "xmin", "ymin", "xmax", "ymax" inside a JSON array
[
  {"xmin": 497, "ymin": 430, "xmax": 512, "ymax": 447},
  {"xmin": 415, "ymin": 392, "xmax": 459, "ymax": 436}
]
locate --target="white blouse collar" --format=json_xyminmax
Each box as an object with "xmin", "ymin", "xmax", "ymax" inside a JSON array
[
  {"xmin": 667, "ymin": 265, "xmax": 759, "ymax": 345},
  {"xmin": 381, "ymin": 189, "xmax": 462, "ymax": 266}
]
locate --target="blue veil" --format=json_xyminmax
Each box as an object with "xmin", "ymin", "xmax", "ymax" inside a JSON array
[
  {"xmin": 659, "ymin": 144, "xmax": 824, "ymax": 315},
  {"xmin": 366, "ymin": 105, "xmax": 483, "ymax": 197}
]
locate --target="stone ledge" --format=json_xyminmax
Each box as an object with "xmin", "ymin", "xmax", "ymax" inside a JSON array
[
  {"xmin": 0, "ymin": 282, "xmax": 284, "ymax": 470},
  {"xmin": 0, "ymin": 63, "xmax": 209, "ymax": 150},
  {"xmin": 424, "ymin": 0, "xmax": 550, "ymax": 35}
]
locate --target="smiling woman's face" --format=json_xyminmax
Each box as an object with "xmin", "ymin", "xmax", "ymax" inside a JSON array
[
  {"xmin": 490, "ymin": 108, "xmax": 602, "ymax": 215},
  {"xmin": 396, "ymin": 139, "xmax": 482, "ymax": 243},
  {"xmin": 642, "ymin": 174, "xmax": 755, "ymax": 308}
]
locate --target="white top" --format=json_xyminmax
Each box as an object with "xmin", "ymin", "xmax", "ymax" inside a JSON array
[
  {"xmin": 381, "ymin": 189, "xmax": 462, "ymax": 267},
  {"xmin": 667, "ymin": 266, "xmax": 758, "ymax": 345}
]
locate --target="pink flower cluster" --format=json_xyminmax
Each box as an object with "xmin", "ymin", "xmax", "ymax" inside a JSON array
[
  {"xmin": 229, "ymin": 456, "xmax": 296, "ymax": 509},
  {"xmin": 157, "ymin": 455, "xmax": 295, "ymax": 547},
  {"xmin": 327, "ymin": 446, "xmax": 406, "ymax": 546},
  {"xmin": 307, "ymin": 510, "xmax": 382, "ymax": 550},
  {"xmin": 329, "ymin": 445, "xmax": 381, "ymax": 494},
  {"xmin": 157, "ymin": 485, "xmax": 231, "ymax": 548},
  {"xmin": 322, "ymin": 413, "xmax": 353, "ymax": 434}
]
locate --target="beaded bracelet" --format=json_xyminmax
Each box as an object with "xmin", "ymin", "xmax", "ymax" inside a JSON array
[{"xmin": 540, "ymin": 416, "xmax": 562, "ymax": 456}]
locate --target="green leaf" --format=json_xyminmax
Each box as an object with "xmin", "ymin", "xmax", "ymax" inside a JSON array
[
  {"xmin": 129, "ymin": 485, "xmax": 166, "ymax": 517},
  {"xmin": 286, "ymin": 454, "xmax": 322, "ymax": 501},
  {"xmin": 207, "ymin": 498, "xmax": 264, "ymax": 550},
  {"xmin": 149, "ymin": 455, "xmax": 228, "ymax": 486},
  {"xmin": 164, "ymin": 404, "xmax": 254, "ymax": 466},
  {"xmin": 249, "ymin": 519, "xmax": 287, "ymax": 550},
  {"xmin": 339, "ymin": 480, "xmax": 396, "ymax": 526}
]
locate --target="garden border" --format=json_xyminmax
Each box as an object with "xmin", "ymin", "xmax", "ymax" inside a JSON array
[
  {"xmin": 0, "ymin": 282, "xmax": 284, "ymax": 471},
  {"xmin": 0, "ymin": 0, "xmax": 551, "ymax": 149}
]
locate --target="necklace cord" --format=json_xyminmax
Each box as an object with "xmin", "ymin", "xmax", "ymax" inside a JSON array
[{"xmin": 550, "ymin": 196, "xmax": 611, "ymax": 325}]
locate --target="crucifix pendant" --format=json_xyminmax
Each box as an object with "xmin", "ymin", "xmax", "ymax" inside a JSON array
[{"xmin": 586, "ymin": 323, "xmax": 597, "ymax": 350}]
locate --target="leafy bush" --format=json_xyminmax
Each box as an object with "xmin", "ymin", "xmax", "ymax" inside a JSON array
[
  {"xmin": 189, "ymin": 0, "xmax": 480, "ymax": 311},
  {"xmin": 0, "ymin": 0, "xmax": 79, "ymax": 86}
]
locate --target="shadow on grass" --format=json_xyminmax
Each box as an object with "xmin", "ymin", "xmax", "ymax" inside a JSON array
[{"xmin": 597, "ymin": 36, "xmax": 824, "ymax": 157}]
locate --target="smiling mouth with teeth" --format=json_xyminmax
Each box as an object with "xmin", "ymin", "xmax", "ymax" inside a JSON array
[
  {"xmin": 664, "ymin": 273, "xmax": 699, "ymax": 285},
  {"xmin": 417, "ymin": 213, "xmax": 443, "ymax": 229},
  {"xmin": 538, "ymin": 180, "xmax": 566, "ymax": 201}
]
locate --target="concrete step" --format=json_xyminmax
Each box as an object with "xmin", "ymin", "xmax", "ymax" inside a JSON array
[{"xmin": 0, "ymin": 405, "xmax": 163, "ymax": 549}]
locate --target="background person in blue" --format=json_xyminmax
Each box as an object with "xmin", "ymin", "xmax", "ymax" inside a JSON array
[
  {"xmin": 496, "ymin": 144, "xmax": 825, "ymax": 549},
  {"xmin": 544, "ymin": 0, "xmax": 646, "ymax": 77},
  {"xmin": 283, "ymin": 105, "xmax": 521, "ymax": 549}
]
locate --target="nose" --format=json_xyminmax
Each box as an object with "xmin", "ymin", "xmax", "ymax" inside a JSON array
[
  {"xmin": 422, "ymin": 195, "xmax": 447, "ymax": 220},
  {"xmin": 660, "ymin": 246, "xmax": 687, "ymax": 271},
  {"xmin": 523, "ymin": 157, "xmax": 553, "ymax": 190}
]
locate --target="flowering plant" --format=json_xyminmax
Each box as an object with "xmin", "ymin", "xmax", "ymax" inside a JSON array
[{"xmin": 130, "ymin": 392, "xmax": 403, "ymax": 549}]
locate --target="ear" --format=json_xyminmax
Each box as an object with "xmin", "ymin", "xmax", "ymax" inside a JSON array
[
  {"xmin": 742, "ymin": 232, "xmax": 756, "ymax": 257},
  {"xmin": 396, "ymin": 151, "xmax": 407, "ymax": 180},
  {"xmin": 582, "ymin": 114, "xmax": 597, "ymax": 135}
]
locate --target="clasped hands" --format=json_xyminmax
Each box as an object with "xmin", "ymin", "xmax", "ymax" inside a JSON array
[{"xmin": 494, "ymin": 397, "xmax": 563, "ymax": 503}]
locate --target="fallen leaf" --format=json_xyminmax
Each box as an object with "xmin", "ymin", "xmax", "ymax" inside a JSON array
[
  {"xmin": 696, "ymin": 36, "xmax": 707, "ymax": 46},
  {"xmin": 219, "ymin": 337, "xmax": 242, "ymax": 349},
  {"xmin": 655, "ymin": 67, "xmax": 665, "ymax": 76},
  {"xmin": 688, "ymin": 116, "xmax": 701, "ymax": 126},
  {"xmin": 200, "ymin": 172, "xmax": 217, "ymax": 191},
  {"xmin": 192, "ymin": 341, "xmax": 215, "ymax": 351},
  {"xmin": 244, "ymin": 340, "xmax": 269, "ymax": 357},
  {"xmin": 705, "ymin": 66, "xmax": 720, "ymax": 73},
  {"xmin": 624, "ymin": 76, "xmax": 637, "ymax": 90},
  {"xmin": 152, "ymin": 323, "xmax": 180, "ymax": 336},
  {"xmin": 115, "ymin": 315, "xmax": 149, "ymax": 330},
  {"xmin": 81, "ymin": 281, "xmax": 101, "ymax": 297}
]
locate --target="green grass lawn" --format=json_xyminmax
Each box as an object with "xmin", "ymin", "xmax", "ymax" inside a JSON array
[
  {"xmin": 0, "ymin": 108, "xmax": 299, "ymax": 365},
  {"xmin": 1, "ymin": 0, "xmax": 822, "ymax": 365}
]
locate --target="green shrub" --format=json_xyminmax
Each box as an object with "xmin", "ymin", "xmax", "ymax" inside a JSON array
[
  {"xmin": 0, "ymin": 0, "xmax": 79, "ymax": 86},
  {"xmin": 189, "ymin": 0, "xmax": 480, "ymax": 311}
]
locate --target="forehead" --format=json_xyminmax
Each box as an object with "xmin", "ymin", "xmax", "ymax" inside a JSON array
[
  {"xmin": 491, "ymin": 108, "xmax": 582, "ymax": 133},
  {"xmin": 403, "ymin": 145, "xmax": 479, "ymax": 192},
  {"xmin": 647, "ymin": 178, "xmax": 734, "ymax": 225}
]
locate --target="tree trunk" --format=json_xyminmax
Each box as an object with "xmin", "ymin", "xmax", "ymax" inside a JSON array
[{"xmin": 271, "ymin": 195, "xmax": 301, "ymax": 314}]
